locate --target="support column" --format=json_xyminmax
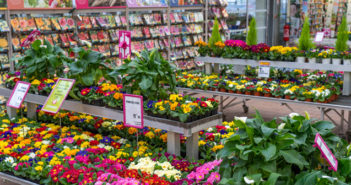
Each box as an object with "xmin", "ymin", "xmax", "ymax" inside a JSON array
[
  {"xmin": 205, "ymin": 63, "xmax": 212, "ymax": 74},
  {"xmin": 343, "ymin": 72, "xmax": 351, "ymax": 96},
  {"xmin": 347, "ymin": 111, "xmax": 351, "ymax": 141},
  {"xmin": 167, "ymin": 132, "xmax": 180, "ymax": 156},
  {"xmin": 27, "ymin": 103, "xmax": 37, "ymax": 119},
  {"xmin": 213, "ymin": 63, "xmax": 220, "ymax": 74},
  {"xmin": 186, "ymin": 132, "xmax": 199, "ymax": 161},
  {"xmin": 6, "ymin": 106, "xmax": 16, "ymax": 119}
]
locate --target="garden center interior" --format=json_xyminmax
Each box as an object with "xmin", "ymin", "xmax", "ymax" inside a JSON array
[{"xmin": 0, "ymin": 0, "xmax": 351, "ymax": 184}]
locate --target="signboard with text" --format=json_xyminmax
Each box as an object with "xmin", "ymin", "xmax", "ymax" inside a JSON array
[
  {"xmin": 314, "ymin": 133, "xmax": 338, "ymax": 171},
  {"xmin": 75, "ymin": 0, "xmax": 126, "ymax": 9},
  {"xmin": 7, "ymin": 81, "xmax": 31, "ymax": 109},
  {"xmin": 123, "ymin": 94, "xmax": 144, "ymax": 129},
  {"xmin": 258, "ymin": 61, "xmax": 270, "ymax": 78},
  {"xmin": 8, "ymin": 0, "xmax": 72, "ymax": 10},
  {"xmin": 41, "ymin": 78, "xmax": 75, "ymax": 114}
]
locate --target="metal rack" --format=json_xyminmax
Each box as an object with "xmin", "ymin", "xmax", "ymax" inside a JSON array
[{"xmin": 194, "ymin": 56, "xmax": 351, "ymax": 138}]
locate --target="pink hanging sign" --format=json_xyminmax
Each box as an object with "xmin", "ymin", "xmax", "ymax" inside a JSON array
[
  {"xmin": 21, "ymin": 30, "xmax": 41, "ymax": 47},
  {"xmin": 119, "ymin": 31, "xmax": 131, "ymax": 59},
  {"xmin": 313, "ymin": 133, "xmax": 338, "ymax": 171},
  {"xmin": 7, "ymin": 81, "xmax": 31, "ymax": 109},
  {"xmin": 75, "ymin": 0, "xmax": 126, "ymax": 9}
]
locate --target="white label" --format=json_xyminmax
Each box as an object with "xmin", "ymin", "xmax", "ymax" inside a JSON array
[
  {"xmin": 258, "ymin": 62, "xmax": 270, "ymax": 78},
  {"xmin": 315, "ymin": 32, "xmax": 324, "ymax": 42},
  {"xmin": 124, "ymin": 95, "xmax": 143, "ymax": 128},
  {"xmin": 7, "ymin": 82, "xmax": 30, "ymax": 109},
  {"xmin": 236, "ymin": 20, "xmax": 241, "ymax": 26}
]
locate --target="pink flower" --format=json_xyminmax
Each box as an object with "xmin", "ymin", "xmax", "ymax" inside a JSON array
[{"xmin": 207, "ymin": 172, "xmax": 221, "ymax": 184}]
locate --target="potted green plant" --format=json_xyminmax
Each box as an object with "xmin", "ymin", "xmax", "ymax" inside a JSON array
[
  {"xmin": 317, "ymin": 50, "xmax": 331, "ymax": 64},
  {"xmin": 331, "ymin": 50, "xmax": 342, "ymax": 65},
  {"xmin": 306, "ymin": 49, "xmax": 318, "ymax": 64},
  {"xmin": 342, "ymin": 51, "xmax": 351, "ymax": 65}
]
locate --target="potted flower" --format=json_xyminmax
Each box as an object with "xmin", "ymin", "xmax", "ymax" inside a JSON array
[
  {"xmin": 331, "ymin": 50, "xmax": 342, "ymax": 65},
  {"xmin": 235, "ymin": 84, "xmax": 245, "ymax": 94},
  {"xmin": 284, "ymin": 88, "xmax": 295, "ymax": 100},
  {"xmin": 217, "ymin": 79, "xmax": 227, "ymax": 92},
  {"xmin": 195, "ymin": 40, "xmax": 209, "ymax": 56},
  {"xmin": 272, "ymin": 86, "xmax": 283, "ymax": 98},
  {"xmin": 254, "ymin": 86, "xmax": 263, "ymax": 96},
  {"xmin": 212, "ymin": 41, "xmax": 225, "ymax": 57},
  {"xmin": 317, "ymin": 50, "xmax": 331, "ymax": 64},
  {"xmin": 226, "ymin": 81, "xmax": 236, "ymax": 93},
  {"xmin": 306, "ymin": 49, "xmax": 318, "ymax": 64},
  {"xmin": 244, "ymin": 85, "xmax": 255, "ymax": 95},
  {"xmin": 295, "ymin": 50, "xmax": 306, "ymax": 63},
  {"xmin": 302, "ymin": 90, "xmax": 314, "ymax": 102},
  {"xmin": 342, "ymin": 51, "xmax": 351, "ymax": 65},
  {"xmin": 262, "ymin": 88, "xmax": 272, "ymax": 97}
]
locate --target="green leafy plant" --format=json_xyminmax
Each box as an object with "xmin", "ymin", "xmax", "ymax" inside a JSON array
[
  {"xmin": 335, "ymin": 16, "xmax": 348, "ymax": 52},
  {"xmin": 15, "ymin": 40, "xmax": 71, "ymax": 80},
  {"xmin": 208, "ymin": 17, "xmax": 222, "ymax": 48},
  {"xmin": 246, "ymin": 18, "xmax": 257, "ymax": 46},
  {"xmin": 298, "ymin": 18, "xmax": 314, "ymax": 51},
  {"xmin": 219, "ymin": 112, "xmax": 350, "ymax": 185},
  {"xmin": 66, "ymin": 47, "xmax": 115, "ymax": 87},
  {"xmin": 112, "ymin": 49, "xmax": 177, "ymax": 100}
]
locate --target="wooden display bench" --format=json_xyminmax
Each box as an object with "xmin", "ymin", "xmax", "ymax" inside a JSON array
[{"xmin": 0, "ymin": 87, "xmax": 222, "ymax": 161}]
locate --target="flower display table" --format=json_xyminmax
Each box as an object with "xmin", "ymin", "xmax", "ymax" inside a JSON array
[
  {"xmin": 197, "ymin": 56, "xmax": 351, "ymax": 96},
  {"xmin": 0, "ymin": 87, "xmax": 222, "ymax": 160},
  {"xmin": 0, "ymin": 172, "xmax": 38, "ymax": 185}
]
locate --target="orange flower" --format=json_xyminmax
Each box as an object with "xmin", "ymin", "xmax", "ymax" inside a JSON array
[{"xmin": 113, "ymin": 93, "xmax": 123, "ymax": 100}]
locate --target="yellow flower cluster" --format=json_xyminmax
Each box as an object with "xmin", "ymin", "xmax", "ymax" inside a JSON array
[
  {"xmin": 270, "ymin": 46, "xmax": 298, "ymax": 54},
  {"xmin": 194, "ymin": 40, "xmax": 207, "ymax": 47},
  {"xmin": 214, "ymin": 41, "xmax": 225, "ymax": 48}
]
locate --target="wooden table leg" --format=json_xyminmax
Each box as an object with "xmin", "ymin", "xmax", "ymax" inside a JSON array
[
  {"xmin": 26, "ymin": 103, "xmax": 37, "ymax": 119},
  {"xmin": 167, "ymin": 132, "xmax": 180, "ymax": 156},
  {"xmin": 343, "ymin": 72, "xmax": 351, "ymax": 96},
  {"xmin": 205, "ymin": 63, "xmax": 212, "ymax": 74},
  {"xmin": 186, "ymin": 132, "xmax": 199, "ymax": 161}
]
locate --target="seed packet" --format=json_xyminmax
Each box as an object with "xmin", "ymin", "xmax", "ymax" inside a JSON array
[
  {"xmin": 104, "ymin": 44, "xmax": 111, "ymax": 57},
  {"xmin": 98, "ymin": 45, "xmax": 106, "ymax": 55},
  {"xmin": 163, "ymin": 13, "xmax": 168, "ymax": 24},
  {"xmin": 170, "ymin": 13, "xmax": 176, "ymax": 24},
  {"xmin": 35, "ymin": 18, "xmax": 50, "ymax": 31},
  {"xmin": 0, "ymin": 54, "xmax": 8, "ymax": 64},
  {"xmin": 0, "ymin": 20, "xmax": 8, "ymax": 32},
  {"xmin": 107, "ymin": 15, "xmax": 116, "ymax": 28},
  {"xmin": 120, "ymin": 16, "xmax": 127, "ymax": 27},
  {"xmin": 109, "ymin": 30, "xmax": 118, "ymax": 42},
  {"xmin": 90, "ymin": 17, "xmax": 99, "ymax": 29},
  {"xmin": 89, "ymin": 31, "xmax": 98, "ymax": 43},
  {"xmin": 51, "ymin": 34, "xmax": 59, "ymax": 45},
  {"xmin": 183, "ymin": 36, "xmax": 191, "ymax": 46},
  {"xmin": 96, "ymin": 16, "xmax": 106, "ymax": 28},
  {"xmin": 45, "ymin": 35, "xmax": 54, "ymax": 45},
  {"xmin": 51, "ymin": 17, "xmax": 61, "ymax": 31},
  {"xmin": 221, "ymin": 19, "xmax": 228, "ymax": 30},
  {"xmin": 154, "ymin": 39, "xmax": 160, "ymax": 49},
  {"xmin": 92, "ymin": 45, "xmax": 99, "ymax": 52},
  {"xmin": 0, "ymin": 37, "xmax": 8, "ymax": 51},
  {"xmin": 20, "ymin": 35, "xmax": 28, "ymax": 47},
  {"xmin": 67, "ymin": 33, "xmax": 77, "ymax": 46},
  {"xmin": 143, "ymin": 27, "xmax": 151, "ymax": 38},
  {"xmin": 221, "ymin": 8, "xmax": 228, "ymax": 18},
  {"xmin": 59, "ymin": 33, "xmax": 70, "ymax": 47},
  {"xmin": 37, "ymin": 35, "xmax": 45, "ymax": 42},
  {"xmin": 97, "ymin": 30, "xmax": 109, "ymax": 43},
  {"xmin": 155, "ymin": 13, "xmax": 162, "ymax": 24},
  {"xmin": 158, "ymin": 39, "xmax": 165, "ymax": 49},
  {"xmin": 110, "ymin": 44, "xmax": 119, "ymax": 56},
  {"xmin": 78, "ymin": 32, "xmax": 90, "ymax": 42},
  {"xmin": 25, "ymin": 17, "xmax": 36, "ymax": 31},
  {"xmin": 58, "ymin": 17, "xmax": 69, "ymax": 31},
  {"xmin": 18, "ymin": 18, "xmax": 29, "ymax": 31},
  {"xmin": 114, "ymin": 15, "xmax": 121, "ymax": 27},
  {"xmin": 10, "ymin": 18, "xmax": 20, "ymax": 32}
]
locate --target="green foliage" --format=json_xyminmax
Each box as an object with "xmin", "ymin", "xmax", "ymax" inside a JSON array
[
  {"xmin": 335, "ymin": 16, "xmax": 348, "ymax": 52},
  {"xmin": 15, "ymin": 40, "xmax": 71, "ymax": 80},
  {"xmin": 66, "ymin": 47, "xmax": 115, "ymax": 87},
  {"xmin": 112, "ymin": 49, "xmax": 177, "ymax": 100},
  {"xmin": 298, "ymin": 18, "xmax": 314, "ymax": 51},
  {"xmin": 246, "ymin": 18, "xmax": 257, "ymax": 46},
  {"xmin": 208, "ymin": 17, "xmax": 222, "ymax": 48},
  {"xmin": 218, "ymin": 112, "xmax": 351, "ymax": 185}
]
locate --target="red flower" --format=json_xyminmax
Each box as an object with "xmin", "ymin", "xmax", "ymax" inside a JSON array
[
  {"xmin": 89, "ymin": 140, "xmax": 99, "ymax": 146},
  {"xmin": 200, "ymin": 101, "xmax": 207, "ymax": 107},
  {"xmin": 13, "ymin": 78, "xmax": 20, "ymax": 83},
  {"xmin": 128, "ymin": 157, "xmax": 134, "ymax": 162},
  {"xmin": 111, "ymin": 141, "xmax": 121, "ymax": 149},
  {"xmin": 80, "ymin": 88, "xmax": 90, "ymax": 96}
]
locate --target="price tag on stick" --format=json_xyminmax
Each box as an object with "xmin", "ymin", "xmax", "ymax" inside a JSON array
[
  {"xmin": 7, "ymin": 81, "xmax": 31, "ymax": 109},
  {"xmin": 258, "ymin": 61, "xmax": 271, "ymax": 78},
  {"xmin": 123, "ymin": 94, "xmax": 144, "ymax": 129},
  {"xmin": 313, "ymin": 133, "xmax": 338, "ymax": 171},
  {"xmin": 41, "ymin": 78, "xmax": 75, "ymax": 114}
]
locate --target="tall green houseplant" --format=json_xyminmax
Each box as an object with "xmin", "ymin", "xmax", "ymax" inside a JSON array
[
  {"xmin": 246, "ymin": 18, "xmax": 257, "ymax": 46},
  {"xmin": 208, "ymin": 17, "xmax": 222, "ymax": 48},
  {"xmin": 335, "ymin": 16, "xmax": 348, "ymax": 52},
  {"xmin": 298, "ymin": 17, "xmax": 314, "ymax": 51}
]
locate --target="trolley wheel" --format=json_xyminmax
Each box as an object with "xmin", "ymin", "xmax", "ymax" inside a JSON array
[{"xmin": 243, "ymin": 104, "xmax": 249, "ymax": 114}]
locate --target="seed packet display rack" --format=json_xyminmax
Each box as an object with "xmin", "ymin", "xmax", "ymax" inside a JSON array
[
  {"xmin": 180, "ymin": 56, "xmax": 351, "ymax": 139},
  {"xmin": 0, "ymin": 1, "xmax": 226, "ymax": 71}
]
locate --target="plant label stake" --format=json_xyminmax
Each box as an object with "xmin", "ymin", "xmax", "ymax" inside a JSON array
[
  {"xmin": 21, "ymin": 30, "xmax": 41, "ymax": 48},
  {"xmin": 258, "ymin": 61, "xmax": 270, "ymax": 78},
  {"xmin": 314, "ymin": 32, "xmax": 324, "ymax": 43},
  {"xmin": 123, "ymin": 94, "xmax": 144, "ymax": 129},
  {"xmin": 119, "ymin": 31, "xmax": 131, "ymax": 59},
  {"xmin": 41, "ymin": 78, "xmax": 75, "ymax": 114},
  {"xmin": 313, "ymin": 133, "xmax": 338, "ymax": 171},
  {"xmin": 7, "ymin": 81, "xmax": 31, "ymax": 109}
]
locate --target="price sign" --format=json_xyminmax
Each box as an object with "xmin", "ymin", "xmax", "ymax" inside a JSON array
[
  {"xmin": 313, "ymin": 133, "xmax": 338, "ymax": 171},
  {"xmin": 21, "ymin": 30, "xmax": 41, "ymax": 47},
  {"xmin": 123, "ymin": 94, "xmax": 144, "ymax": 129},
  {"xmin": 7, "ymin": 81, "xmax": 31, "ymax": 109},
  {"xmin": 314, "ymin": 32, "xmax": 325, "ymax": 42},
  {"xmin": 41, "ymin": 78, "xmax": 75, "ymax": 114},
  {"xmin": 258, "ymin": 61, "xmax": 270, "ymax": 78},
  {"xmin": 119, "ymin": 31, "xmax": 131, "ymax": 59}
]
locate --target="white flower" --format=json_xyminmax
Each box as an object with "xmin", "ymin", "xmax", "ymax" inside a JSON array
[
  {"xmin": 225, "ymin": 125, "xmax": 230, "ymax": 129},
  {"xmin": 5, "ymin": 157, "xmax": 14, "ymax": 164},
  {"xmin": 42, "ymin": 140, "xmax": 51, "ymax": 145},
  {"xmin": 321, "ymin": 175, "xmax": 338, "ymax": 180},
  {"xmin": 229, "ymin": 84, "xmax": 233, "ymax": 88},
  {"xmin": 118, "ymin": 138, "xmax": 128, "ymax": 144},
  {"xmin": 244, "ymin": 176, "xmax": 255, "ymax": 184},
  {"xmin": 235, "ymin": 116, "xmax": 247, "ymax": 123},
  {"xmin": 29, "ymin": 153, "xmax": 36, "ymax": 158},
  {"xmin": 98, "ymin": 144, "xmax": 105, "ymax": 148},
  {"xmin": 289, "ymin": 113, "xmax": 299, "ymax": 118},
  {"xmin": 278, "ymin": 123, "xmax": 286, "ymax": 130},
  {"xmin": 207, "ymin": 127, "xmax": 213, "ymax": 132},
  {"xmin": 40, "ymin": 45, "xmax": 47, "ymax": 48}
]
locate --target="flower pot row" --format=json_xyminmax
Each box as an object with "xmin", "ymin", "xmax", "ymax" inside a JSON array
[{"xmin": 296, "ymin": 57, "xmax": 351, "ymax": 65}]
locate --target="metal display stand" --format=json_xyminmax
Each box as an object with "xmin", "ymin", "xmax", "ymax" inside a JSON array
[
  {"xmin": 0, "ymin": 87, "xmax": 222, "ymax": 160},
  {"xmin": 195, "ymin": 56, "xmax": 351, "ymax": 138}
]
